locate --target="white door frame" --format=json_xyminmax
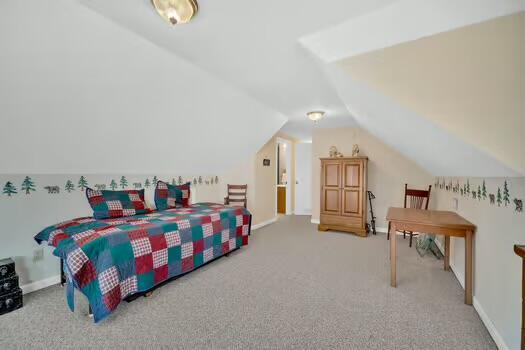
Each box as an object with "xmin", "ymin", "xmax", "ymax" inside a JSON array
[{"xmin": 276, "ymin": 137, "xmax": 292, "ymax": 215}]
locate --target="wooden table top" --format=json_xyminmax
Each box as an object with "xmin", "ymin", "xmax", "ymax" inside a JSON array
[{"xmin": 386, "ymin": 207, "xmax": 475, "ymax": 231}]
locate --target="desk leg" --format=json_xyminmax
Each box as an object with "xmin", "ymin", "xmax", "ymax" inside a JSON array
[
  {"xmin": 390, "ymin": 223, "xmax": 397, "ymax": 287},
  {"xmin": 444, "ymin": 236, "xmax": 450, "ymax": 271},
  {"xmin": 465, "ymin": 230, "xmax": 473, "ymax": 305}
]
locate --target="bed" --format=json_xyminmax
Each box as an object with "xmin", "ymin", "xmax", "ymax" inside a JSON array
[{"xmin": 34, "ymin": 203, "xmax": 251, "ymax": 322}]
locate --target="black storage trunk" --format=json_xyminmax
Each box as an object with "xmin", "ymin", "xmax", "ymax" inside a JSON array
[
  {"xmin": 0, "ymin": 275, "xmax": 19, "ymax": 295},
  {"xmin": 0, "ymin": 288, "xmax": 23, "ymax": 315},
  {"xmin": 0, "ymin": 258, "xmax": 16, "ymax": 279}
]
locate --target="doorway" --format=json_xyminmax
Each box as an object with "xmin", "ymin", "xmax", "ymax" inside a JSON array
[
  {"xmin": 294, "ymin": 142, "xmax": 312, "ymax": 215},
  {"xmin": 276, "ymin": 137, "xmax": 292, "ymax": 216}
]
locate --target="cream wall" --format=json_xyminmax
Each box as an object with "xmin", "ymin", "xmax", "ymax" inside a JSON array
[
  {"xmin": 434, "ymin": 178, "xmax": 525, "ymax": 350},
  {"xmin": 337, "ymin": 11, "xmax": 525, "ymax": 175},
  {"xmin": 311, "ymin": 127, "xmax": 433, "ymax": 228}
]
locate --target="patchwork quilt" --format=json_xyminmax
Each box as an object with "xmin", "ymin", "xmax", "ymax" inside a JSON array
[{"xmin": 34, "ymin": 203, "xmax": 251, "ymax": 323}]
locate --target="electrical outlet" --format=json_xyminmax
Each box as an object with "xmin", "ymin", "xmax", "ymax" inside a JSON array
[
  {"xmin": 33, "ymin": 248, "xmax": 44, "ymax": 262},
  {"xmin": 452, "ymin": 197, "xmax": 459, "ymax": 211}
]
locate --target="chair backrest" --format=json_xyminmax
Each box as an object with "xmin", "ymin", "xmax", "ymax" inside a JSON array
[
  {"xmin": 226, "ymin": 184, "xmax": 248, "ymax": 208},
  {"xmin": 404, "ymin": 184, "xmax": 431, "ymax": 210}
]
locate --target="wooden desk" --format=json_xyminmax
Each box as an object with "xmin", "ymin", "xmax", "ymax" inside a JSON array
[
  {"xmin": 514, "ymin": 245, "xmax": 525, "ymax": 350},
  {"xmin": 386, "ymin": 207, "xmax": 476, "ymax": 305}
]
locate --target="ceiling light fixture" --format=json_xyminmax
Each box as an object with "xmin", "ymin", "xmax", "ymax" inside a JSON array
[
  {"xmin": 307, "ymin": 111, "xmax": 325, "ymax": 122},
  {"xmin": 152, "ymin": 0, "xmax": 198, "ymax": 25}
]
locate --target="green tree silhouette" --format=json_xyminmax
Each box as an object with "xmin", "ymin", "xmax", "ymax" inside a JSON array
[
  {"xmin": 21, "ymin": 176, "xmax": 36, "ymax": 194},
  {"xmin": 477, "ymin": 185, "xmax": 481, "ymax": 201},
  {"xmin": 120, "ymin": 176, "xmax": 128, "ymax": 189},
  {"xmin": 466, "ymin": 179, "xmax": 470, "ymax": 194},
  {"xmin": 481, "ymin": 180, "xmax": 487, "ymax": 200},
  {"xmin": 152, "ymin": 176, "xmax": 158, "ymax": 186},
  {"xmin": 144, "ymin": 178, "xmax": 151, "ymax": 188},
  {"xmin": 503, "ymin": 180, "xmax": 510, "ymax": 206},
  {"xmin": 78, "ymin": 176, "xmax": 89, "ymax": 191},
  {"xmin": 65, "ymin": 180, "xmax": 75, "ymax": 193},
  {"xmin": 178, "ymin": 176, "xmax": 183, "ymax": 185},
  {"xmin": 109, "ymin": 179, "xmax": 118, "ymax": 190},
  {"xmin": 3, "ymin": 181, "xmax": 17, "ymax": 196},
  {"xmin": 497, "ymin": 188, "xmax": 502, "ymax": 207}
]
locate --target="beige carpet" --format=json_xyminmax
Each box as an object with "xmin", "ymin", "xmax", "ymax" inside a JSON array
[{"xmin": 0, "ymin": 215, "xmax": 495, "ymax": 349}]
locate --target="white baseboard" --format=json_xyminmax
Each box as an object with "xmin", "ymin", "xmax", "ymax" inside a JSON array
[
  {"xmin": 252, "ymin": 217, "xmax": 277, "ymax": 230},
  {"xmin": 20, "ymin": 274, "xmax": 61, "ymax": 295},
  {"xmin": 294, "ymin": 210, "xmax": 312, "ymax": 216},
  {"xmin": 449, "ymin": 262, "xmax": 507, "ymax": 350},
  {"xmin": 310, "ymin": 219, "xmax": 320, "ymax": 224}
]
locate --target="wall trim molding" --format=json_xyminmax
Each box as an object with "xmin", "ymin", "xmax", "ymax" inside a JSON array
[
  {"xmin": 20, "ymin": 274, "xmax": 61, "ymax": 295},
  {"xmin": 252, "ymin": 217, "xmax": 278, "ymax": 230},
  {"xmin": 449, "ymin": 261, "xmax": 508, "ymax": 350}
]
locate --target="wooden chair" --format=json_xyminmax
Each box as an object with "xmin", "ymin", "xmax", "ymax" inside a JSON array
[
  {"xmin": 224, "ymin": 184, "xmax": 248, "ymax": 208},
  {"xmin": 387, "ymin": 184, "xmax": 432, "ymax": 247}
]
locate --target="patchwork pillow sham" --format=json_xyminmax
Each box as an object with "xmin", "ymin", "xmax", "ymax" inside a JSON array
[
  {"xmin": 154, "ymin": 180, "xmax": 190, "ymax": 210},
  {"xmin": 86, "ymin": 188, "xmax": 149, "ymax": 219}
]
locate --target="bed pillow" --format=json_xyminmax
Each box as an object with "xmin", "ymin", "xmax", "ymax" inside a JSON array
[
  {"xmin": 154, "ymin": 181, "xmax": 191, "ymax": 211},
  {"xmin": 86, "ymin": 188, "xmax": 149, "ymax": 219}
]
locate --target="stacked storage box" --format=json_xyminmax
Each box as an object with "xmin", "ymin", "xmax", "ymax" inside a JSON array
[{"xmin": 0, "ymin": 258, "xmax": 23, "ymax": 315}]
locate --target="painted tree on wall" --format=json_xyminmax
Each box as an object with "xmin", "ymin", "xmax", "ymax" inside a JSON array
[
  {"xmin": 466, "ymin": 179, "xmax": 470, "ymax": 195},
  {"xmin": 463, "ymin": 184, "xmax": 467, "ymax": 196},
  {"xmin": 178, "ymin": 176, "xmax": 183, "ymax": 185},
  {"xmin": 152, "ymin": 176, "xmax": 158, "ymax": 186},
  {"xmin": 503, "ymin": 180, "xmax": 510, "ymax": 206},
  {"xmin": 481, "ymin": 180, "xmax": 487, "ymax": 200},
  {"xmin": 65, "ymin": 180, "xmax": 75, "ymax": 193},
  {"xmin": 144, "ymin": 178, "xmax": 151, "ymax": 188},
  {"xmin": 171, "ymin": 178, "xmax": 176, "ymax": 186},
  {"xmin": 109, "ymin": 179, "xmax": 118, "ymax": 190},
  {"xmin": 78, "ymin": 176, "xmax": 88, "ymax": 191},
  {"xmin": 477, "ymin": 185, "xmax": 481, "ymax": 201},
  {"xmin": 215, "ymin": 176, "xmax": 219, "ymax": 184},
  {"xmin": 3, "ymin": 182, "xmax": 17, "ymax": 196},
  {"xmin": 21, "ymin": 176, "xmax": 36, "ymax": 194},
  {"xmin": 497, "ymin": 187, "xmax": 502, "ymax": 207},
  {"xmin": 120, "ymin": 176, "xmax": 128, "ymax": 189}
]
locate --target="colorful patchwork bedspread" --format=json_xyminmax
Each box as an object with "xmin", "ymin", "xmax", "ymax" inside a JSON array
[{"xmin": 34, "ymin": 203, "xmax": 251, "ymax": 322}]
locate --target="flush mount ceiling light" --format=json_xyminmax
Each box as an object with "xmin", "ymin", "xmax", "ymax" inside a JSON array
[
  {"xmin": 152, "ymin": 0, "xmax": 198, "ymax": 25},
  {"xmin": 307, "ymin": 111, "xmax": 325, "ymax": 122}
]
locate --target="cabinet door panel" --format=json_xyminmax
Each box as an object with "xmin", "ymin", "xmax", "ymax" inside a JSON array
[
  {"xmin": 322, "ymin": 188, "xmax": 341, "ymax": 214},
  {"xmin": 343, "ymin": 163, "xmax": 360, "ymax": 188},
  {"xmin": 323, "ymin": 162, "xmax": 340, "ymax": 187},
  {"xmin": 342, "ymin": 189, "xmax": 360, "ymax": 216}
]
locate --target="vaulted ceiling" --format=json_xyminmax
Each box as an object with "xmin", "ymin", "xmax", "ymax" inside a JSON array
[{"xmin": 1, "ymin": 0, "xmax": 524, "ymax": 176}]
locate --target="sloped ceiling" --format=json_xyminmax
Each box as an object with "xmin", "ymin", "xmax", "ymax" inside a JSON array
[
  {"xmin": 2, "ymin": 0, "xmax": 523, "ymax": 177},
  {"xmin": 77, "ymin": 0, "xmax": 400, "ymax": 140},
  {"xmin": 337, "ymin": 11, "xmax": 525, "ymax": 175},
  {"xmin": 0, "ymin": 0, "xmax": 286, "ymax": 174}
]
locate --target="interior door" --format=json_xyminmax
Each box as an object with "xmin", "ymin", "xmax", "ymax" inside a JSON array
[
  {"xmin": 321, "ymin": 160, "xmax": 341, "ymax": 215},
  {"xmin": 341, "ymin": 160, "xmax": 362, "ymax": 217},
  {"xmin": 295, "ymin": 143, "xmax": 312, "ymax": 215}
]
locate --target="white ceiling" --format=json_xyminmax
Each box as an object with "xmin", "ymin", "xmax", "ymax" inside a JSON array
[{"xmin": 79, "ymin": 0, "xmax": 399, "ymax": 140}]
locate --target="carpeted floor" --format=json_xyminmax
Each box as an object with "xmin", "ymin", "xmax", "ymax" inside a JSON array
[{"xmin": 1, "ymin": 216, "xmax": 495, "ymax": 349}]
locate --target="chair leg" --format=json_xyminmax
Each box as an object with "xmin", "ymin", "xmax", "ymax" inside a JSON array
[
  {"xmin": 403, "ymin": 230, "xmax": 406, "ymax": 239},
  {"xmin": 409, "ymin": 232, "xmax": 413, "ymax": 247},
  {"xmin": 387, "ymin": 222, "xmax": 391, "ymax": 240}
]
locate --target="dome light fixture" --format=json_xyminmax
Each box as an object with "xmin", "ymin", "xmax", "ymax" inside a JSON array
[
  {"xmin": 307, "ymin": 111, "xmax": 325, "ymax": 122},
  {"xmin": 152, "ymin": 0, "xmax": 198, "ymax": 25}
]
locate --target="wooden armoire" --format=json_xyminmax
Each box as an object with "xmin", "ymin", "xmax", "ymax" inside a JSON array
[{"xmin": 319, "ymin": 157, "xmax": 368, "ymax": 237}]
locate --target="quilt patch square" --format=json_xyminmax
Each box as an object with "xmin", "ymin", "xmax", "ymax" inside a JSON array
[
  {"xmin": 98, "ymin": 266, "xmax": 119, "ymax": 295},
  {"xmin": 152, "ymin": 249, "xmax": 168, "ymax": 269},
  {"xmin": 165, "ymin": 231, "xmax": 181, "ymax": 248},
  {"xmin": 120, "ymin": 276, "xmax": 138, "ymax": 298},
  {"xmin": 131, "ymin": 238, "xmax": 152, "ymax": 257}
]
